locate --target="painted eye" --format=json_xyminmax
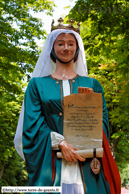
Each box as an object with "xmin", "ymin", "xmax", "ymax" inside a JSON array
[
  {"xmin": 58, "ymin": 44, "xmax": 63, "ymax": 46},
  {"xmin": 69, "ymin": 44, "xmax": 73, "ymax": 46}
]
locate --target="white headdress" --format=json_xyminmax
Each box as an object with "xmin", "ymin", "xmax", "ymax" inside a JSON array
[{"xmin": 14, "ymin": 29, "xmax": 88, "ymax": 160}]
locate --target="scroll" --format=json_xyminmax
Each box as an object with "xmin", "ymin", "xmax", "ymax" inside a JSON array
[
  {"xmin": 57, "ymin": 148, "xmax": 103, "ymax": 158},
  {"xmin": 57, "ymin": 87, "xmax": 103, "ymax": 174}
]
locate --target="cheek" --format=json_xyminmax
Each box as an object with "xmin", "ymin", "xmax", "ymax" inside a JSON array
[
  {"xmin": 69, "ymin": 44, "xmax": 77, "ymax": 52},
  {"xmin": 54, "ymin": 45, "xmax": 63, "ymax": 54},
  {"xmin": 70, "ymin": 47, "xmax": 76, "ymax": 54}
]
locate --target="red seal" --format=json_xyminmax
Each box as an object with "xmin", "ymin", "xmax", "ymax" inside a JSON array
[{"xmin": 90, "ymin": 158, "xmax": 101, "ymax": 174}]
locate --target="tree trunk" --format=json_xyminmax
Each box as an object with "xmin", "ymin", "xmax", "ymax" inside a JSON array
[
  {"xmin": 0, "ymin": 161, "xmax": 5, "ymax": 179},
  {"xmin": 111, "ymin": 138, "xmax": 120, "ymax": 159}
]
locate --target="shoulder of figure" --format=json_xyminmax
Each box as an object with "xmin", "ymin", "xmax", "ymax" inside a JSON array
[
  {"xmin": 28, "ymin": 76, "xmax": 50, "ymax": 86},
  {"xmin": 78, "ymin": 75, "xmax": 101, "ymax": 85}
]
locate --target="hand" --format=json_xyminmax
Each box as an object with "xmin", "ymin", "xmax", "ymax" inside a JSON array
[
  {"xmin": 78, "ymin": 87, "xmax": 93, "ymax": 94},
  {"xmin": 85, "ymin": 88, "xmax": 93, "ymax": 93},
  {"xmin": 58, "ymin": 140, "xmax": 85, "ymax": 162}
]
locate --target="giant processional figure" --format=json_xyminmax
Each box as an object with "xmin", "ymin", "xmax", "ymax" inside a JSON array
[{"xmin": 14, "ymin": 17, "xmax": 121, "ymax": 194}]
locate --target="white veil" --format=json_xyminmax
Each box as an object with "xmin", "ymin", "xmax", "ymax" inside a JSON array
[{"xmin": 14, "ymin": 29, "xmax": 88, "ymax": 160}]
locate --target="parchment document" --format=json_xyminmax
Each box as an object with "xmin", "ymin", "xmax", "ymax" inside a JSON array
[{"xmin": 63, "ymin": 93, "xmax": 102, "ymax": 150}]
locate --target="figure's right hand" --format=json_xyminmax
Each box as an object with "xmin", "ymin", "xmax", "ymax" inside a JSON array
[
  {"xmin": 58, "ymin": 140, "xmax": 85, "ymax": 163},
  {"xmin": 85, "ymin": 88, "xmax": 93, "ymax": 93}
]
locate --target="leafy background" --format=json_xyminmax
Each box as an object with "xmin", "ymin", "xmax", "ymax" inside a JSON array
[{"xmin": 0, "ymin": 0, "xmax": 129, "ymax": 189}]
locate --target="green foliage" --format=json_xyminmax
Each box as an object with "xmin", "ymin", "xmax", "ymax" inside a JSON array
[
  {"xmin": 0, "ymin": 0, "xmax": 54, "ymax": 187},
  {"xmin": 68, "ymin": 0, "xmax": 129, "ymax": 187},
  {"xmin": 119, "ymin": 164, "xmax": 129, "ymax": 187},
  {"xmin": 0, "ymin": 153, "xmax": 27, "ymax": 187}
]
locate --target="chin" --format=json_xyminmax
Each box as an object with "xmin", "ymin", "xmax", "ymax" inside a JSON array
[
  {"xmin": 60, "ymin": 56, "xmax": 74, "ymax": 63},
  {"xmin": 61, "ymin": 60, "xmax": 72, "ymax": 63}
]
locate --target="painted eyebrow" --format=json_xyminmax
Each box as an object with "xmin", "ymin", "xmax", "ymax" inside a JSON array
[{"xmin": 56, "ymin": 40, "xmax": 75, "ymax": 43}]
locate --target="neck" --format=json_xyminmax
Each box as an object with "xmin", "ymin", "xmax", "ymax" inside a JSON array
[{"xmin": 52, "ymin": 61, "xmax": 77, "ymax": 80}]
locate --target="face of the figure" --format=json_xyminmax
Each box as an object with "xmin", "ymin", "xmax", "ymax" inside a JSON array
[{"xmin": 54, "ymin": 33, "xmax": 77, "ymax": 63}]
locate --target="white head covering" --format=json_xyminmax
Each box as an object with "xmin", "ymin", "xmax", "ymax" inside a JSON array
[{"xmin": 14, "ymin": 29, "xmax": 88, "ymax": 160}]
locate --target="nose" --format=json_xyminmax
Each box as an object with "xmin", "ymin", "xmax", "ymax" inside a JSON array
[{"xmin": 64, "ymin": 43, "xmax": 68, "ymax": 51}]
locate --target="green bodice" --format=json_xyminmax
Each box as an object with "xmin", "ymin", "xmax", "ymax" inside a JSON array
[{"xmin": 23, "ymin": 75, "xmax": 110, "ymax": 194}]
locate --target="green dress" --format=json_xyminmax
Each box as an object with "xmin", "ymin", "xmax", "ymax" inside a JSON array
[{"xmin": 23, "ymin": 75, "xmax": 110, "ymax": 194}]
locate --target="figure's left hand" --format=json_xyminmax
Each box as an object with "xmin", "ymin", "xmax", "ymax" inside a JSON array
[{"xmin": 59, "ymin": 140, "xmax": 86, "ymax": 162}]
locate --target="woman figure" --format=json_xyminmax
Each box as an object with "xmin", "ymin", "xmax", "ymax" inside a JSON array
[{"xmin": 14, "ymin": 21, "xmax": 121, "ymax": 194}]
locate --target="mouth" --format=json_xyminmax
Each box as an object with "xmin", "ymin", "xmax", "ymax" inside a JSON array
[
  {"xmin": 62, "ymin": 54, "xmax": 70, "ymax": 56},
  {"xmin": 62, "ymin": 52, "xmax": 72, "ymax": 56}
]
